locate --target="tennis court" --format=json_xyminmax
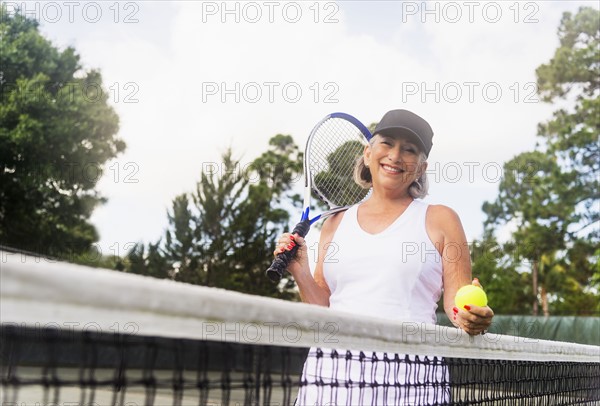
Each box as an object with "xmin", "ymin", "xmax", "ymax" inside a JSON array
[{"xmin": 2, "ymin": 251, "xmax": 599, "ymax": 405}]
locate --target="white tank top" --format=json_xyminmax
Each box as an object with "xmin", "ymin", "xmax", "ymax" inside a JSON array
[{"xmin": 323, "ymin": 200, "xmax": 443, "ymax": 324}]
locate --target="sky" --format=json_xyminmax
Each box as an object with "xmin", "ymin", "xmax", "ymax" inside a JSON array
[{"xmin": 14, "ymin": 0, "xmax": 598, "ymax": 258}]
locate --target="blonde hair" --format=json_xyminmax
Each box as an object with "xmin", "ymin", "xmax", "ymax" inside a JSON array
[{"xmin": 353, "ymin": 137, "xmax": 429, "ymax": 199}]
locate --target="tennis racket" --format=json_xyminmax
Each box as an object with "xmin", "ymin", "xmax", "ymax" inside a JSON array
[{"xmin": 266, "ymin": 112, "xmax": 372, "ymax": 281}]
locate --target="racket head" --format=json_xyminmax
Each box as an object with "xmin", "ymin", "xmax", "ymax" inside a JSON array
[
  {"xmin": 266, "ymin": 113, "xmax": 371, "ymax": 282},
  {"xmin": 304, "ymin": 112, "xmax": 373, "ymax": 209}
]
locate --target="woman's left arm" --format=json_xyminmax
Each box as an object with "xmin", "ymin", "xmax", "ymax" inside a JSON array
[{"xmin": 426, "ymin": 205, "xmax": 494, "ymax": 335}]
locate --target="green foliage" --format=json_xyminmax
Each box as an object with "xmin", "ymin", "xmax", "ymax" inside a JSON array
[
  {"xmin": 536, "ymin": 7, "xmax": 599, "ymax": 100},
  {"xmin": 547, "ymin": 239, "xmax": 599, "ymax": 316},
  {"xmin": 68, "ymin": 246, "xmax": 127, "ymax": 271},
  {"xmin": 482, "ymin": 7, "xmax": 599, "ymax": 316},
  {"xmin": 471, "ymin": 238, "xmax": 534, "ymax": 315},
  {"xmin": 0, "ymin": 7, "xmax": 124, "ymax": 258},
  {"xmin": 124, "ymin": 135, "xmax": 302, "ymax": 299},
  {"xmin": 536, "ymin": 6, "xmax": 599, "ymax": 240},
  {"xmin": 126, "ymin": 241, "xmax": 172, "ymax": 279},
  {"xmin": 483, "ymin": 151, "xmax": 578, "ymax": 257}
]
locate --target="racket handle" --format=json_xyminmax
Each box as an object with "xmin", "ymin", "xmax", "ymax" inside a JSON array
[{"xmin": 266, "ymin": 219, "xmax": 311, "ymax": 281}]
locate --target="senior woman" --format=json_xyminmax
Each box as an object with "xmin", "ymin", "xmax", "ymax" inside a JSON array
[{"xmin": 275, "ymin": 109, "xmax": 494, "ymax": 405}]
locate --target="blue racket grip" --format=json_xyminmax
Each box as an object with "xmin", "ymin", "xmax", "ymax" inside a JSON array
[{"xmin": 266, "ymin": 219, "xmax": 311, "ymax": 282}]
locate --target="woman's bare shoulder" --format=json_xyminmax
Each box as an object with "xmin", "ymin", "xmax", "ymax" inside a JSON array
[
  {"xmin": 426, "ymin": 204, "xmax": 464, "ymax": 231},
  {"xmin": 321, "ymin": 210, "xmax": 345, "ymax": 238}
]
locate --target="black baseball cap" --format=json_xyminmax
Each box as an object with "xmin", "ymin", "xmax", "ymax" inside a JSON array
[{"xmin": 373, "ymin": 109, "xmax": 434, "ymax": 157}]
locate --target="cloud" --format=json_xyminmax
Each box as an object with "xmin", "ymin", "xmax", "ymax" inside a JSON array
[{"xmin": 33, "ymin": 1, "xmax": 598, "ymax": 253}]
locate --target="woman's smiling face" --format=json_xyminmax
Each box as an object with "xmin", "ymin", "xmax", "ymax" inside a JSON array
[{"xmin": 364, "ymin": 134, "xmax": 427, "ymax": 192}]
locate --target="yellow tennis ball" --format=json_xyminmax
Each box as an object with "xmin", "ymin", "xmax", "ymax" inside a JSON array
[{"xmin": 455, "ymin": 285, "xmax": 488, "ymax": 309}]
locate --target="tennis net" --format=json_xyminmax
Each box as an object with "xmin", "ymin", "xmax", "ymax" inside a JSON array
[{"xmin": 1, "ymin": 250, "xmax": 599, "ymax": 405}]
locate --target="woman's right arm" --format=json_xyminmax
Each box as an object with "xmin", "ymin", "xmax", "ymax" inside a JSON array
[{"xmin": 274, "ymin": 212, "xmax": 344, "ymax": 307}]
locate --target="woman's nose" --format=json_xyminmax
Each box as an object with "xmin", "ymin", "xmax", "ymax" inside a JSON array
[{"xmin": 387, "ymin": 147, "xmax": 402, "ymax": 162}]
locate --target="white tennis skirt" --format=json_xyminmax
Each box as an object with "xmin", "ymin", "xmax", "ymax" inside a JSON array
[{"xmin": 296, "ymin": 347, "xmax": 450, "ymax": 406}]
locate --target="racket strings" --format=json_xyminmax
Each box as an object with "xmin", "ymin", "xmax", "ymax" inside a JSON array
[{"xmin": 308, "ymin": 118, "xmax": 370, "ymax": 208}]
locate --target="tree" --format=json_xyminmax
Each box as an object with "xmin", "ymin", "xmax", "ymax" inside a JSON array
[
  {"xmin": 483, "ymin": 151, "xmax": 580, "ymax": 315},
  {"xmin": 546, "ymin": 239, "xmax": 599, "ymax": 316},
  {"xmin": 534, "ymin": 7, "xmax": 599, "ymax": 315},
  {"xmin": 482, "ymin": 7, "xmax": 599, "ymax": 316},
  {"xmin": 125, "ymin": 135, "xmax": 303, "ymax": 299},
  {"xmin": 163, "ymin": 194, "xmax": 200, "ymax": 283},
  {"xmin": 536, "ymin": 6, "xmax": 598, "ymax": 241},
  {"xmin": 470, "ymin": 237, "xmax": 534, "ymax": 315},
  {"xmin": 126, "ymin": 241, "xmax": 172, "ymax": 279},
  {"xmin": 0, "ymin": 8, "xmax": 124, "ymax": 258}
]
